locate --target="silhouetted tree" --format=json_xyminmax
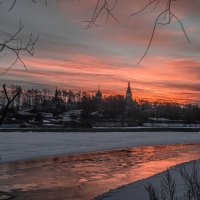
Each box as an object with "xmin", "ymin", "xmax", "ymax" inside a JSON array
[{"xmin": 0, "ymin": 84, "xmax": 21, "ymax": 125}]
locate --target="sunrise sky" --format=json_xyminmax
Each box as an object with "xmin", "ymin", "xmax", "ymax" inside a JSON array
[{"xmin": 0, "ymin": 0, "xmax": 199, "ymax": 103}]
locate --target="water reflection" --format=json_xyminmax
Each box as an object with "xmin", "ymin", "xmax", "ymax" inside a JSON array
[{"xmin": 0, "ymin": 143, "xmax": 200, "ymax": 200}]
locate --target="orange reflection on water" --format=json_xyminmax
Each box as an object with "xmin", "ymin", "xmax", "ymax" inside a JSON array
[{"xmin": 0, "ymin": 143, "xmax": 200, "ymax": 200}]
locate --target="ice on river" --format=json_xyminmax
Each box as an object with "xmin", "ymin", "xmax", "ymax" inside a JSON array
[{"xmin": 0, "ymin": 131, "xmax": 200, "ymax": 163}]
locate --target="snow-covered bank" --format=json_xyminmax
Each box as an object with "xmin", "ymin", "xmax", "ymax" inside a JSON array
[
  {"xmin": 0, "ymin": 131, "xmax": 200, "ymax": 163},
  {"xmin": 96, "ymin": 160, "xmax": 200, "ymax": 200}
]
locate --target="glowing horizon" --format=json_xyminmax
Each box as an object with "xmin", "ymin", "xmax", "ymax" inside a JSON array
[{"xmin": 0, "ymin": 0, "xmax": 200, "ymax": 104}]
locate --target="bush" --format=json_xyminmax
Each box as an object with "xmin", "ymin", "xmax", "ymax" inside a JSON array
[{"xmin": 145, "ymin": 161, "xmax": 200, "ymax": 200}]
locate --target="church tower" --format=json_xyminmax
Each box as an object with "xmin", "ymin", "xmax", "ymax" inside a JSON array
[
  {"xmin": 125, "ymin": 82, "xmax": 133, "ymax": 116},
  {"xmin": 96, "ymin": 85, "xmax": 102, "ymax": 102},
  {"xmin": 95, "ymin": 85, "xmax": 102, "ymax": 110},
  {"xmin": 54, "ymin": 86, "xmax": 58, "ymax": 99},
  {"xmin": 126, "ymin": 82, "xmax": 133, "ymax": 103}
]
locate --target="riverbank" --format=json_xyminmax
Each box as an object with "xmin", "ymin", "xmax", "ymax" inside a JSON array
[
  {"xmin": 0, "ymin": 127, "xmax": 200, "ymax": 132},
  {"xmin": 96, "ymin": 159, "xmax": 200, "ymax": 200}
]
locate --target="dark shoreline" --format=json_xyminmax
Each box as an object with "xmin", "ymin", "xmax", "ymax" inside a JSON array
[{"xmin": 0, "ymin": 127, "xmax": 200, "ymax": 132}]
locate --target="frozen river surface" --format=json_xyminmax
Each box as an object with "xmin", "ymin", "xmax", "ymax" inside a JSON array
[
  {"xmin": 0, "ymin": 131, "xmax": 200, "ymax": 163},
  {"xmin": 1, "ymin": 143, "xmax": 200, "ymax": 200}
]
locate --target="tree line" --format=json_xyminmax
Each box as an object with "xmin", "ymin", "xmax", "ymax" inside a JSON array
[{"xmin": 0, "ymin": 85, "xmax": 200, "ymax": 125}]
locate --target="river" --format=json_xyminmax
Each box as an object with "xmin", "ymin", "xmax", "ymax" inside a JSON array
[{"xmin": 0, "ymin": 143, "xmax": 200, "ymax": 200}]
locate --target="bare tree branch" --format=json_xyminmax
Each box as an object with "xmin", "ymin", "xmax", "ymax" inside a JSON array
[
  {"xmin": 0, "ymin": 0, "xmax": 193, "ymax": 70},
  {"xmin": 86, "ymin": 0, "xmax": 191, "ymax": 64},
  {"xmin": 7, "ymin": 0, "xmax": 48, "ymax": 11},
  {"xmin": 6, "ymin": 0, "xmax": 61, "ymax": 11},
  {"xmin": 0, "ymin": 21, "xmax": 39, "ymax": 75},
  {"xmin": 0, "ymin": 0, "xmax": 63, "ymax": 75},
  {"xmin": 83, "ymin": 0, "xmax": 119, "ymax": 29},
  {"xmin": 136, "ymin": 0, "xmax": 190, "ymax": 64}
]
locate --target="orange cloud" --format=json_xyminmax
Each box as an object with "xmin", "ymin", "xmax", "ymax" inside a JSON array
[
  {"xmin": 1, "ymin": 52, "xmax": 199, "ymax": 104},
  {"xmin": 1, "ymin": 0, "xmax": 200, "ymax": 104}
]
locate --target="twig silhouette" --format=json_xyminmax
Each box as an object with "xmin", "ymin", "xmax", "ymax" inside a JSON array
[{"xmin": 86, "ymin": 0, "xmax": 191, "ymax": 64}]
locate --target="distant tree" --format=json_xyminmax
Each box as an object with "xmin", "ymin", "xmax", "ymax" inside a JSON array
[
  {"xmin": 52, "ymin": 93, "xmax": 66, "ymax": 117},
  {"xmin": 103, "ymin": 95, "xmax": 125, "ymax": 119},
  {"xmin": 14, "ymin": 86, "xmax": 22, "ymax": 110},
  {"xmin": 81, "ymin": 92, "xmax": 97, "ymax": 113}
]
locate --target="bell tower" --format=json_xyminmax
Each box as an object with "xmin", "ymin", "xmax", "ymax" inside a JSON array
[
  {"xmin": 95, "ymin": 85, "xmax": 102, "ymax": 110},
  {"xmin": 126, "ymin": 82, "xmax": 133, "ymax": 103},
  {"xmin": 125, "ymin": 82, "xmax": 133, "ymax": 116},
  {"xmin": 96, "ymin": 85, "xmax": 102, "ymax": 101}
]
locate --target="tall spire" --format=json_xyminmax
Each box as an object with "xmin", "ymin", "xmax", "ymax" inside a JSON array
[
  {"xmin": 55, "ymin": 86, "xmax": 58, "ymax": 99},
  {"xmin": 96, "ymin": 85, "xmax": 102, "ymax": 110},
  {"xmin": 96, "ymin": 85, "xmax": 102, "ymax": 100},
  {"xmin": 126, "ymin": 82, "xmax": 132, "ymax": 101}
]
